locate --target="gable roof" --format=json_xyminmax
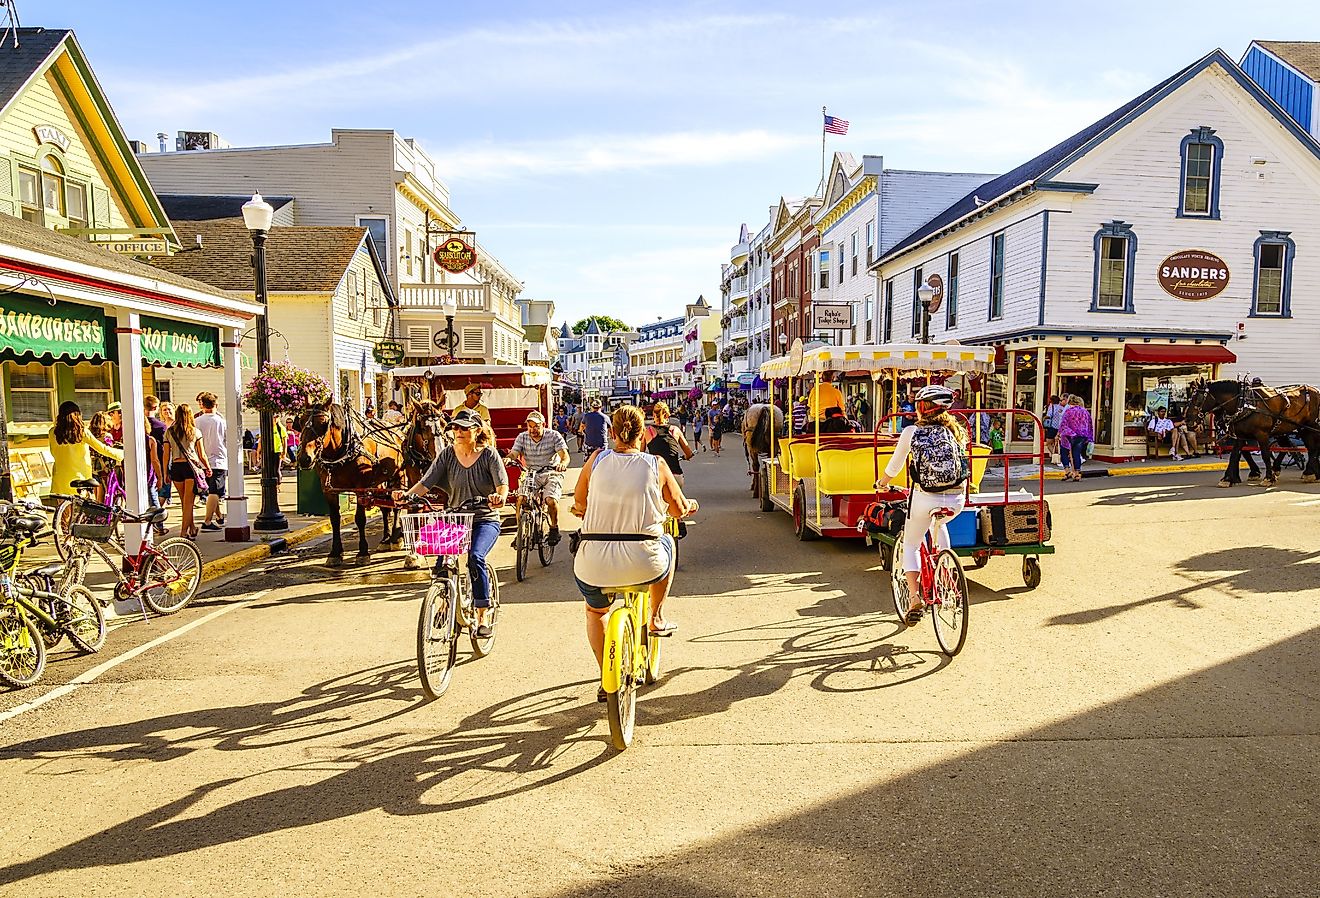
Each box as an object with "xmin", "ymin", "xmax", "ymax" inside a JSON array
[
  {"xmin": 0, "ymin": 27, "xmax": 67, "ymax": 103},
  {"xmin": 1255, "ymin": 41, "xmax": 1320, "ymax": 80},
  {"xmin": 150, "ymin": 219, "xmax": 380, "ymax": 293},
  {"xmin": 879, "ymin": 48, "xmax": 1320, "ymax": 266},
  {"xmin": 159, "ymin": 194, "xmax": 295, "ymax": 222}
]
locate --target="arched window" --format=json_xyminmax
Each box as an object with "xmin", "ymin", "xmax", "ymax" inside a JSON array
[
  {"xmin": 40, "ymin": 155, "xmax": 66, "ymax": 216},
  {"xmin": 1178, "ymin": 127, "xmax": 1223, "ymax": 219}
]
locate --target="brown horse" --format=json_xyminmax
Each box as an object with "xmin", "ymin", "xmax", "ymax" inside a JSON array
[
  {"xmin": 741, "ymin": 403, "xmax": 784, "ymax": 497},
  {"xmin": 295, "ymin": 400, "xmax": 405, "ymax": 565},
  {"xmin": 399, "ymin": 401, "xmax": 445, "ymax": 488},
  {"xmin": 1185, "ymin": 378, "xmax": 1320, "ymax": 487}
]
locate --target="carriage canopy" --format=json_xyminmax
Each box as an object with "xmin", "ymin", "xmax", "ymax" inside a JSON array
[{"xmin": 759, "ymin": 342, "xmax": 996, "ymax": 379}]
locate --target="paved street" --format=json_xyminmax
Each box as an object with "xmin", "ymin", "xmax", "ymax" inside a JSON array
[{"xmin": 1, "ymin": 452, "xmax": 1318, "ymax": 896}]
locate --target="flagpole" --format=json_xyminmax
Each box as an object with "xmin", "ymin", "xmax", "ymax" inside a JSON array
[{"xmin": 820, "ymin": 105, "xmax": 828, "ymax": 196}]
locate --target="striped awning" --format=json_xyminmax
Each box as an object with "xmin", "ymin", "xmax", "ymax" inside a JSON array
[{"xmin": 759, "ymin": 343, "xmax": 996, "ymax": 379}]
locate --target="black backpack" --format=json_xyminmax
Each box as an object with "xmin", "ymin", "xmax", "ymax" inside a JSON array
[{"xmin": 909, "ymin": 424, "xmax": 969, "ymax": 492}]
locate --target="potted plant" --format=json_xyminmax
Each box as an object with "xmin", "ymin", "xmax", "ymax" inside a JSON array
[{"xmin": 243, "ymin": 362, "xmax": 333, "ymax": 415}]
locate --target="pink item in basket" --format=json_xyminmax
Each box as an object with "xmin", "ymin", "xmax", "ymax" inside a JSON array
[{"xmin": 417, "ymin": 520, "xmax": 467, "ymax": 555}]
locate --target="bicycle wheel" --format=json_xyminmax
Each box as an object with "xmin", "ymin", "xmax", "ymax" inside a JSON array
[
  {"xmin": 931, "ymin": 549, "xmax": 969, "ymax": 656},
  {"xmin": 0, "ymin": 607, "xmax": 46, "ymax": 689},
  {"xmin": 515, "ymin": 513, "xmax": 531, "ymax": 582},
  {"xmin": 417, "ymin": 579, "xmax": 458, "ymax": 700},
  {"xmin": 469, "ymin": 563, "xmax": 500, "ymax": 658},
  {"xmin": 142, "ymin": 538, "xmax": 203, "ymax": 615},
  {"xmin": 52, "ymin": 499, "xmax": 75, "ymax": 561},
  {"xmin": 63, "ymin": 585, "xmax": 107, "ymax": 654},
  {"xmin": 605, "ymin": 613, "xmax": 637, "ymax": 750},
  {"xmin": 889, "ymin": 538, "xmax": 909, "ymax": 619},
  {"xmin": 537, "ymin": 511, "xmax": 555, "ymax": 567}
]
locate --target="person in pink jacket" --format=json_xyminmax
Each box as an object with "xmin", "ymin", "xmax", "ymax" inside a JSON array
[{"xmin": 1057, "ymin": 395, "xmax": 1095, "ymax": 482}]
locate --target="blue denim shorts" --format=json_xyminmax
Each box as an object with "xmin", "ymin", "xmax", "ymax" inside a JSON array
[{"xmin": 575, "ymin": 536, "xmax": 675, "ymax": 610}]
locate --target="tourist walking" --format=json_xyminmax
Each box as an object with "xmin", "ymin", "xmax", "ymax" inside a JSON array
[
  {"xmin": 691, "ymin": 407, "xmax": 705, "ymax": 451},
  {"xmin": 157, "ymin": 402, "xmax": 176, "ymax": 504},
  {"xmin": 1042, "ymin": 394, "xmax": 1065, "ymax": 464},
  {"xmin": 163, "ymin": 403, "xmax": 210, "ymax": 539},
  {"xmin": 195, "ymin": 392, "xmax": 228, "ymax": 532},
  {"xmin": 1058, "ymin": 395, "xmax": 1094, "ymax": 482},
  {"xmin": 48, "ymin": 401, "xmax": 123, "ymax": 497},
  {"xmin": 581, "ymin": 398, "xmax": 610, "ymax": 455}
]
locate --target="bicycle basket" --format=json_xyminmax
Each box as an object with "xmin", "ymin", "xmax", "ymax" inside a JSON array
[
  {"xmin": 400, "ymin": 512, "xmax": 473, "ymax": 556},
  {"xmin": 70, "ymin": 521, "xmax": 116, "ymax": 542},
  {"xmin": 74, "ymin": 501, "xmax": 114, "ymax": 527}
]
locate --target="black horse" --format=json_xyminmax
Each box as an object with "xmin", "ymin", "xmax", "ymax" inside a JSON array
[
  {"xmin": 295, "ymin": 401, "xmax": 405, "ymax": 565},
  {"xmin": 1185, "ymin": 379, "xmax": 1320, "ymax": 487}
]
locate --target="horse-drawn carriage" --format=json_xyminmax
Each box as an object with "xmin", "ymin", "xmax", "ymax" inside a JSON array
[{"xmin": 748, "ymin": 341, "xmax": 1054, "ymax": 589}]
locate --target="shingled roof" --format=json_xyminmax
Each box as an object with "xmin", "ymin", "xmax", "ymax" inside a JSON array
[
  {"xmin": 1257, "ymin": 41, "xmax": 1320, "ymax": 80},
  {"xmin": 0, "ymin": 212, "xmax": 243, "ymax": 301},
  {"xmin": 0, "ymin": 28, "xmax": 69, "ymax": 112},
  {"xmin": 151, "ymin": 219, "xmax": 372, "ymax": 293},
  {"xmin": 158, "ymin": 194, "xmax": 295, "ymax": 222}
]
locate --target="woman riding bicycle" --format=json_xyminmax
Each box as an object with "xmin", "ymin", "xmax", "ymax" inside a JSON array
[
  {"xmin": 394, "ymin": 408, "xmax": 508, "ymax": 639},
  {"xmin": 571, "ymin": 405, "xmax": 697, "ymax": 700},
  {"xmin": 877, "ymin": 384, "xmax": 969, "ymax": 626}
]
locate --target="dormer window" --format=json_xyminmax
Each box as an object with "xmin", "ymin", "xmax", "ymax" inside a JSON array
[
  {"xmin": 1178, "ymin": 126, "xmax": 1223, "ymax": 219},
  {"xmin": 41, "ymin": 156, "xmax": 66, "ymax": 216}
]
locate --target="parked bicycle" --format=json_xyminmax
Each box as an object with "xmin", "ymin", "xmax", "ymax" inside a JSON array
[
  {"xmin": 51, "ymin": 475, "xmax": 125, "ymax": 561},
  {"xmin": 62, "ymin": 496, "xmax": 202, "ymax": 615},
  {"xmin": 0, "ymin": 500, "xmax": 105, "ymax": 689},
  {"xmin": 887, "ymin": 498, "xmax": 969, "ymax": 656},
  {"xmin": 400, "ymin": 495, "xmax": 502, "ymax": 700},
  {"xmin": 512, "ymin": 462, "xmax": 561, "ymax": 582}
]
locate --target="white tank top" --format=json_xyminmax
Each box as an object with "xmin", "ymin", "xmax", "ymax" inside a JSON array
[{"xmin": 574, "ymin": 450, "xmax": 669, "ymax": 587}]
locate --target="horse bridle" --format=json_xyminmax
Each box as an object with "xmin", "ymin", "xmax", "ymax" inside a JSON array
[{"xmin": 302, "ymin": 407, "xmax": 361, "ymax": 470}]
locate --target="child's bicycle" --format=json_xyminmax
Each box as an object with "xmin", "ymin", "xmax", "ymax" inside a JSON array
[
  {"xmin": 887, "ymin": 497, "xmax": 969, "ymax": 656},
  {"xmin": 399, "ymin": 495, "xmax": 501, "ymax": 700}
]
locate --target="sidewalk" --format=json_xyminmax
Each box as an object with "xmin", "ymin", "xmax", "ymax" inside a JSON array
[
  {"xmin": 25, "ymin": 472, "xmax": 335, "ymax": 617},
  {"xmin": 1005, "ymin": 455, "xmax": 1240, "ymax": 482}
]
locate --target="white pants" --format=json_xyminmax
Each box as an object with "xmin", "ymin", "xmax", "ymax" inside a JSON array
[{"xmin": 902, "ymin": 490, "xmax": 967, "ymax": 572}]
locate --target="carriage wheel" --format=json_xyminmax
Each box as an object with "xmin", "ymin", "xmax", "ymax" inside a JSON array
[
  {"xmin": 758, "ymin": 466, "xmax": 775, "ymax": 512},
  {"xmin": 1022, "ymin": 557, "xmax": 1042, "ymax": 590},
  {"xmin": 792, "ymin": 483, "xmax": 818, "ymax": 541}
]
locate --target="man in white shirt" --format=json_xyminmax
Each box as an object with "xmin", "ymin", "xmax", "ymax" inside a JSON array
[
  {"xmin": 195, "ymin": 392, "xmax": 229, "ymax": 532},
  {"xmin": 1147, "ymin": 406, "xmax": 1174, "ymax": 458}
]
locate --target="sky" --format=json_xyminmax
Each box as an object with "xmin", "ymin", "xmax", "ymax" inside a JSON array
[{"xmin": 34, "ymin": 0, "xmax": 1320, "ymax": 328}]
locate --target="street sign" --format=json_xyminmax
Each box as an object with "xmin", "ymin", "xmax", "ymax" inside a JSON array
[{"xmin": 104, "ymin": 238, "xmax": 169, "ymax": 256}]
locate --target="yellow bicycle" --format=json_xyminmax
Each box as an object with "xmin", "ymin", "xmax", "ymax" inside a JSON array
[
  {"xmin": 600, "ymin": 583, "xmax": 664, "ymax": 750},
  {"xmin": 664, "ymin": 514, "xmax": 681, "ymax": 569}
]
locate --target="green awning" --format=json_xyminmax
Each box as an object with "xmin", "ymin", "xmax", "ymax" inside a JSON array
[
  {"xmin": 140, "ymin": 315, "xmax": 221, "ymax": 368},
  {"xmin": 0, "ymin": 292, "xmax": 109, "ymax": 362}
]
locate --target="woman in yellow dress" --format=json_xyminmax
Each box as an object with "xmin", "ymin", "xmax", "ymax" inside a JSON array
[{"xmin": 49, "ymin": 401, "xmax": 123, "ymax": 496}]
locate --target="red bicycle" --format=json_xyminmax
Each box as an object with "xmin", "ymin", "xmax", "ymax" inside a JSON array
[
  {"xmin": 887, "ymin": 499, "xmax": 969, "ymax": 656},
  {"xmin": 65, "ymin": 499, "xmax": 203, "ymax": 615}
]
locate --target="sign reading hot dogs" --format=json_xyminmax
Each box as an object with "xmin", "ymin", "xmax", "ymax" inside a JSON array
[{"xmin": 1158, "ymin": 249, "xmax": 1230, "ymax": 301}]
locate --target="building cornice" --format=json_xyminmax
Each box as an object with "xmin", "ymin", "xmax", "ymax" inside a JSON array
[{"xmin": 817, "ymin": 175, "xmax": 877, "ymax": 234}]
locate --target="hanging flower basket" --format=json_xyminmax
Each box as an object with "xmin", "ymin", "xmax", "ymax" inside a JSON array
[
  {"xmin": 243, "ymin": 362, "xmax": 333, "ymax": 415},
  {"xmin": 683, "ymin": 359, "xmax": 697, "ymax": 373},
  {"xmin": 688, "ymin": 386, "xmax": 703, "ymax": 400}
]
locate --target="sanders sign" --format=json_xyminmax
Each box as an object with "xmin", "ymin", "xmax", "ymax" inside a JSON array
[{"xmin": 1158, "ymin": 250, "xmax": 1230, "ymax": 301}]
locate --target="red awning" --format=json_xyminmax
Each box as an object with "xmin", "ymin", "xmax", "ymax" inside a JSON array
[{"xmin": 1122, "ymin": 344, "xmax": 1236, "ymax": 365}]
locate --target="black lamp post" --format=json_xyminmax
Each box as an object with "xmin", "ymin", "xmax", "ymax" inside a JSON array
[
  {"xmin": 243, "ymin": 193, "xmax": 287, "ymax": 532},
  {"xmin": 917, "ymin": 282, "xmax": 936, "ymax": 345}
]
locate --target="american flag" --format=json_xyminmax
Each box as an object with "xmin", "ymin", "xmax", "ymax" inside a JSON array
[{"xmin": 824, "ymin": 114, "xmax": 849, "ymax": 135}]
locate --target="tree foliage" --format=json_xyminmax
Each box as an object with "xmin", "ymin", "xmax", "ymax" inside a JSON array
[{"xmin": 572, "ymin": 315, "xmax": 629, "ymax": 335}]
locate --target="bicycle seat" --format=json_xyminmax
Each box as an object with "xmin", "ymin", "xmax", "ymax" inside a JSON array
[
  {"xmin": 139, "ymin": 506, "xmax": 168, "ymax": 525},
  {"xmin": 9, "ymin": 514, "xmax": 46, "ymax": 534},
  {"xmin": 607, "ymin": 584, "xmax": 652, "ymax": 596},
  {"xmin": 32, "ymin": 562, "xmax": 64, "ymax": 578},
  {"xmin": 69, "ymin": 478, "xmax": 99, "ymax": 491},
  {"xmin": 930, "ymin": 508, "xmax": 960, "ymax": 520}
]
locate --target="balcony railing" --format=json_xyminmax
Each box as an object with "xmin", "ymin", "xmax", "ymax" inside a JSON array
[{"xmin": 398, "ymin": 283, "xmax": 492, "ymax": 312}]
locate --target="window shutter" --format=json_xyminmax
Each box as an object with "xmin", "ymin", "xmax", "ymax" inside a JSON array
[
  {"xmin": 461, "ymin": 327, "xmax": 485, "ymax": 355},
  {"xmin": 91, "ymin": 185, "xmax": 111, "ymax": 228},
  {"xmin": 0, "ymin": 156, "xmax": 15, "ymax": 217},
  {"xmin": 406, "ymin": 326, "xmax": 431, "ymax": 355}
]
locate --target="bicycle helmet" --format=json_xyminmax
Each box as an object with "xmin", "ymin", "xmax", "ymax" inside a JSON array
[{"xmin": 914, "ymin": 385, "xmax": 955, "ymax": 408}]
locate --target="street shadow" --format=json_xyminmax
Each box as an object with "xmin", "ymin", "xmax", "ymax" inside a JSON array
[
  {"xmin": 536, "ymin": 625, "xmax": 1320, "ymax": 898},
  {"xmin": 1046, "ymin": 546, "xmax": 1320, "ymax": 627}
]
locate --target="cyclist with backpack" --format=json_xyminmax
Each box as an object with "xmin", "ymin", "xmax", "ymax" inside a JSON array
[{"xmin": 876, "ymin": 385, "xmax": 969, "ymax": 625}]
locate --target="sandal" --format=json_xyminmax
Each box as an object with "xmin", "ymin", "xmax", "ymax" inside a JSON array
[
  {"xmin": 597, "ymin": 686, "xmax": 608, "ymax": 703},
  {"xmin": 648, "ymin": 621, "xmax": 678, "ymax": 638},
  {"xmin": 904, "ymin": 605, "xmax": 925, "ymax": 626}
]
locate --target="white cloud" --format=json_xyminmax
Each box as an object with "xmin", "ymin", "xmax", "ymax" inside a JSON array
[{"xmin": 429, "ymin": 130, "xmax": 813, "ymax": 180}]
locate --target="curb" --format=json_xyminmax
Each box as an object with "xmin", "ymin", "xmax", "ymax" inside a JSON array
[
  {"xmin": 1025, "ymin": 460, "xmax": 1240, "ymax": 481},
  {"xmin": 199, "ymin": 519, "xmax": 332, "ymax": 584}
]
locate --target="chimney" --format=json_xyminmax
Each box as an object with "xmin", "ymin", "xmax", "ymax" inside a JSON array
[{"xmin": 156, "ymin": 132, "xmax": 167, "ymax": 152}]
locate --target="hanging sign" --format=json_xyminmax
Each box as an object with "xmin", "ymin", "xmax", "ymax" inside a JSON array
[
  {"xmin": 372, "ymin": 339, "xmax": 405, "ymax": 368},
  {"xmin": 811, "ymin": 303, "xmax": 854, "ymax": 330},
  {"xmin": 0, "ymin": 293, "xmax": 108, "ymax": 361},
  {"xmin": 1157, "ymin": 250, "xmax": 1230, "ymax": 301},
  {"xmin": 433, "ymin": 237, "xmax": 477, "ymax": 274},
  {"xmin": 32, "ymin": 124, "xmax": 71, "ymax": 152},
  {"xmin": 105, "ymin": 238, "xmax": 169, "ymax": 256},
  {"xmin": 140, "ymin": 316, "xmax": 221, "ymax": 367},
  {"xmin": 925, "ymin": 273, "xmax": 944, "ymax": 314}
]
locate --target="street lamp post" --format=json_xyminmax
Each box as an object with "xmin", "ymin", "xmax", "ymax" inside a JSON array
[
  {"xmin": 441, "ymin": 296, "xmax": 458, "ymax": 357},
  {"xmin": 243, "ymin": 193, "xmax": 288, "ymax": 533},
  {"xmin": 917, "ymin": 282, "xmax": 936, "ymax": 345}
]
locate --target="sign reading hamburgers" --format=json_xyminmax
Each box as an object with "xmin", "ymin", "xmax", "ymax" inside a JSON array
[
  {"xmin": 434, "ymin": 237, "xmax": 477, "ymax": 274},
  {"xmin": 1158, "ymin": 249, "xmax": 1230, "ymax": 301}
]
